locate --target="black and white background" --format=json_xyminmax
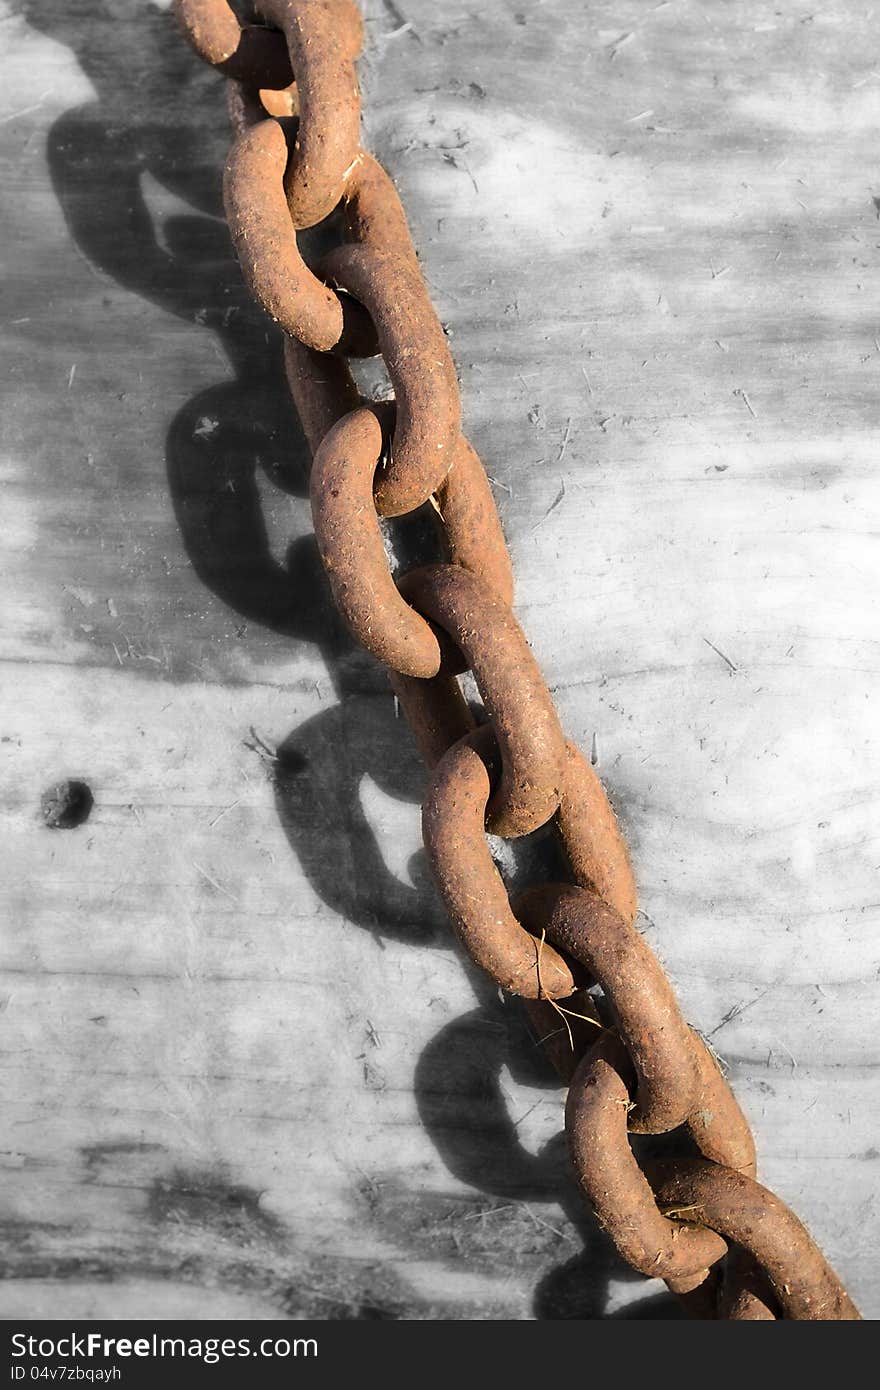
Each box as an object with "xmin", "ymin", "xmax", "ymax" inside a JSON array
[{"xmin": 1, "ymin": 0, "xmax": 876, "ymax": 1321}]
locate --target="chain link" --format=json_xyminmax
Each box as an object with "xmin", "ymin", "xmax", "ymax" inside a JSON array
[{"xmin": 172, "ymin": 0, "xmax": 860, "ymax": 1320}]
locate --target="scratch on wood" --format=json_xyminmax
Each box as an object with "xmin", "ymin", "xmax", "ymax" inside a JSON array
[{"xmin": 703, "ymin": 636, "xmax": 739, "ymax": 674}]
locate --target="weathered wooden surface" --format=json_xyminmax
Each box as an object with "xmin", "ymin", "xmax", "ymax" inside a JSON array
[{"xmin": 1, "ymin": 0, "xmax": 877, "ymax": 1320}]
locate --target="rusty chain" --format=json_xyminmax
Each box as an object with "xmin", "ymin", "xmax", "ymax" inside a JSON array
[{"xmin": 173, "ymin": 0, "xmax": 860, "ymax": 1320}]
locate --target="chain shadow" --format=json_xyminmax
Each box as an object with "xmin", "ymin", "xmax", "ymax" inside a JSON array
[
  {"xmin": 26, "ymin": 0, "xmax": 678, "ymax": 1317},
  {"xmin": 32, "ymin": 0, "xmax": 433, "ymax": 940},
  {"xmin": 412, "ymin": 992, "xmax": 683, "ymax": 1319}
]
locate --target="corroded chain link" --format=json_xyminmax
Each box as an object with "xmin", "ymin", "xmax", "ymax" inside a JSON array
[{"xmin": 173, "ymin": 0, "xmax": 860, "ymax": 1320}]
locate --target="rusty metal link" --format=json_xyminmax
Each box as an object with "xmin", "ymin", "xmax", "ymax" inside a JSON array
[
  {"xmin": 310, "ymin": 407, "xmax": 442, "ymax": 677},
  {"xmin": 523, "ymin": 989, "xmax": 604, "ymax": 1083},
  {"xmin": 565, "ymin": 1032, "xmax": 738, "ymax": 1285},
  {"xmin": 400, "ymin": 565, "xmax": 566, "ymax": 836},
  {"xmin": 284, "ymin": 338, "xmax": 508, "ymax": 603},
  {"xmin": 516, "ymin": 886, "xmax": 766, "ymax": 1308},
  {"xmin": 231, "ymin": 193, "xmax": 460, "ymax": 506},
  {"xmin": 221, "ymin": 42, "xmax": 456, "ymax": 511},
  {"xmin": 224, "ymin": 117, "xmax": 377, "ymax": 353},
  {"xmin": 180, "ymin": 1, "xmax": 365, "ymax": 225},
  {"xmin": 685, "ymin": 1029, "xmax": 756, "ymax": 1177},
  {"xmin": 719, "ymin": 1251, "xmax": 777, "ymax": 1320},
  {"xmin": 516, "ymin": 884, "xmax": 701, "ymax": 1134},
  {"xmin": 556, "ymin": 741, "xmax": 637, "ymax": 929},
  {"xmin": 565, "ymin": 1032, "xmax": 856, "ymax": 1317},
  {"xmin": 422, "ymin": 729, "xmax": 638, "ymax": 999},
  {"xmin": 174, "ymin": 0, "xmax": 861, "ymax": 1321},
  {"xmin": 436, "ymin": 436, "xmax": 515, "ymax": 608},
  {"xmin": 174, "ymin": 0, "xmax": 294, "ymax": 88},
  {"xmin": 259, "ymin": 0, "xmax": 364, "ymax": 227},
  {"xmin": 225, "ymin": 94, "xmax": 418, "ymax": 350},
  {"xmin": 283, "ymin": 334, "xmax": 361, "ymax": 454},
  {"xmin": 223, "ymin": 128, "xmax": 460, "ymax": 505},
  {"xmin": 310, "ymin": 412, "xmax": 514, "ymax": 676},
  {"xmin": 388, "ymin": 669, "xmax": 474, "ymax": 771},
  {"xmin": 648, "ymin": 1159, "xmax": 861, "ymax": 1319},
  {"xmin": 318, "ymin": 245, "xmax": 461, "ymax": 515},
  {"xmin": 340, "ymin": 152, "xmax": 420, "ymax": 273},
  {"xmin": 422, "ymin": 727, "xmax": 578, "ymax": 998},
  {"xmin": 227, "ymin": 78, "xmax": 298, "ymax": 133}
]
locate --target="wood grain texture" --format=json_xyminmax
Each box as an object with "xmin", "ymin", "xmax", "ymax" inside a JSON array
[{"xmin": 1, "ymin": 0, "xmax": 877, "ymax": 1319}]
